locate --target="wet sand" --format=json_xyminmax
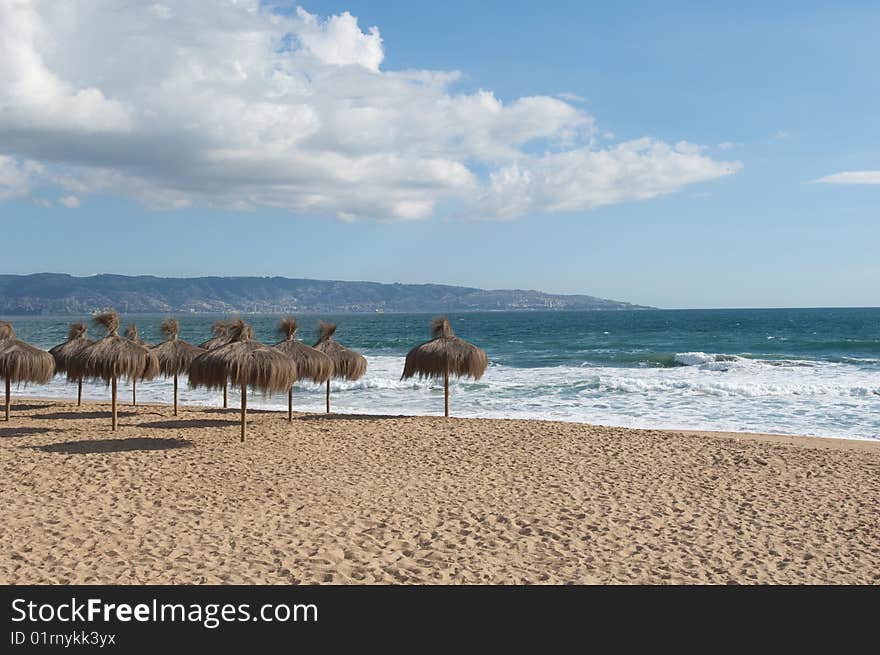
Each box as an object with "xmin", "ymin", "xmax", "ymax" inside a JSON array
[{"xmin": 2, "ymin": 398, "xmax": 878, "ymax": 584}]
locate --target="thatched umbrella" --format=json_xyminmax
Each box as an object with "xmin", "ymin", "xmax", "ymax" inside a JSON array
[
  {"xmin": 49, "ymin": 322, "xmax": 94, "ymax": 406},
  {"xmin": 199, "ymin": 320, "xmax": 234, "ymax": 408},
  {"xmin": 312, "ymin": 321, "xmax": 366, "ymax": 413},
  {"xmin": 273, "ymin": 317, "xmax": 332, "ymax": 421},
  {"xmin": 124, "ymin": 323, "xmax": 150, "ymax": 406},
  {"xmin": 189, "ymin": 319, "xmax": 296, "ymax": 442},
  {"xmin": 151, "ymin": 318, "xmax": 205, "ymax": 417},
  {"xmin": 401, "ymin": 317, "xmax": 488, "ymax": 417},
  {"xmin": 0, "ymin": 321, "xmax": 55, "ymax": 421},
  {"xmin": 69, "ymin": 311, "xmax": 159, "ymax": 431}
]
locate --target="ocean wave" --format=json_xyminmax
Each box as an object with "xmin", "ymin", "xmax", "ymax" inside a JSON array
[
  {"xmin": 9, "ymin": 339, "xmax": 880, "ymax": 441},
  {"xmin": 674, "ymin": 352, "xmax": 742, "ymax": 367},
  {"xmin": 596, "ymin": 376, "xmax": 878, "ymax": 398},
  {"xmin": 672, "ymin": 352, "xmax": 820, "ymax": 370}
]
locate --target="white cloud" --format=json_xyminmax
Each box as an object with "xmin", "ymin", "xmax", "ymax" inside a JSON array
[
  {"xmin": 294, "ymin": 8, "xmax": 384, "ymax": 72},
  {"xmin": 149, "ymin": 4, "xmax": 172, "ymax": 20},
  {"xmin": 556, "ymin": 92, "xmax": 585, "ymax": 103},
  {"xmin": 32, "ymin": 197, "xmax": 52, "ymax": 207},
  {"xmin": 717, "ymin": 141, "xmax": 738, "ymax": 150},
  {"xmin": 58, "ymin": 194, "xmax": 80, "ymax": 208},
  {"xmin": 0, "ymin": 1, "xmax": 131, "ymax": 134},
  {"xmin": 813, "ymin": 171, "xmax": 880, "ymax": 185},
  {"xmin": 0, "ymin": 1, "xmax": 740, "ymax": 221},
  {"xmin": 476, "ymin": 139, "xmax": 741, "ymax": 220},
  {"xmin": 0, "ymin": 155, "xmax": 42, "ymax": 200}
]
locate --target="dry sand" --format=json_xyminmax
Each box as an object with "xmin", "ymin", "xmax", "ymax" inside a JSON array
[{"xmin": 1, "ymin": 397, "xmax": 878, "ymax": 584}]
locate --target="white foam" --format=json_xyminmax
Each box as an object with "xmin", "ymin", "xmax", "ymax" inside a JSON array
[{"xmin": 18, "ymin": 352, "xmax": 880, "ymax": 441}]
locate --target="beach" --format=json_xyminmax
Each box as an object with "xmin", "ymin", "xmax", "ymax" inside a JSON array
[
  {"xmin": 7, "ymin": 310, "xmax": 880, "ymax": 442},
  {"xmin": 2, "ymin": 398, "xmax": 877, "ymax": 585}
]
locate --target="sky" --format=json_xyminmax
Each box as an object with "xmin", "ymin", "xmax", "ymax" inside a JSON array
[{"xmin": 0, "ymin": 1, "xmax": 878, "ymax": 309}]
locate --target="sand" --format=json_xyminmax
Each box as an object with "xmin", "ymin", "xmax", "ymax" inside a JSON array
[{"xmin": 1, "ymin": 397, "xmax": 878, "ymax": 584}]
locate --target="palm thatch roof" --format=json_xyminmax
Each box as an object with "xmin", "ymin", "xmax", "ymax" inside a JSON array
[
  {"xmin": 313, "ymin": 321, "xmax": 367, "ymax": 381},
  {"xmin": 199, "ymin": 319, "xmax": 234, "ymax": 350},
  {"xmin": 189, "ymin": 319, "xmax": 296, "ymax": 393},
  {"xmin": 49, "ymin": 323, "xmax": 94, "ymax": 377},
  {"xmin": 0, "ymin": 321, "xmax": 14, "ymax": 342},
  {"xmin": 151, "ymin": 317, "xmax": 206, "ymax": 377},
  {"xmin": 68, "ymin": 311, "xmax": 160, "ymax": 384},
  {"xmin": 273, "ymin": 317, "xmax": 333, "ymax": 384},
  {"xmin": 0, "ymin": 327, "xmax": 55, "ymax": 384},
  {"xmin": 124, "ymin": 322, "xmax": 148, "ymax": 346},
  {"xmin": 401, "ymin": 317, "xmax": 488, "ymax": 381}
]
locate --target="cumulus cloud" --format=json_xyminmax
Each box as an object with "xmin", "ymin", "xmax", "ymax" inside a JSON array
[
  {"xmin": 556, "ymin": 92, "xmax": 586, "ymax": 103},
  {"xmin": 477, "ymin": 139, "xmax": 740, "ymax": 219},
  {"xmin": 58, "ymin": 194, "xmax": 80, "ymax": 208},
  {"xmin": 813, "ymin": 171, "xmax": 880, "ymax": 185},
  {"xmin": 0, "ymin": 154, "xmax": 42, "ymax": 200},
  {"xmin": 0, "ymin": 1, "xmax": 740, "ymax": 220}
]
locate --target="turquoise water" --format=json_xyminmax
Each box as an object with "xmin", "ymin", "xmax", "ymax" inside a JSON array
[{"xmin": 5, "ymin": 308, "xmax": 880, "ymax": 440}]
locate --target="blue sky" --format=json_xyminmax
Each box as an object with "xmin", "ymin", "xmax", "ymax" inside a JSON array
[{"xmin": 1, "ymin": 1, "xmax": 878, "ymax": 308}]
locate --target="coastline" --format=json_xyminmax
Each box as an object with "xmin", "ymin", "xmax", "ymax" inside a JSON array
[
  {"xmin": 10, "ymin": 393, "xmax": 880, "ymax": 449},
  {"xmin": 2, "ymin": 397, "xmax": 878, "ymax": 584}
]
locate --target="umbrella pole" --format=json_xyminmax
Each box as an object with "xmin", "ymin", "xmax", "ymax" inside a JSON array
[
  {"xmin": 444, "ymin": 368, "xmax": 449, "ymax": 418},
  {"xmin": 174, "ymin": 373, "xmax": 178, "ymax": 417},
  {"xmin": 77, "ymin": 377, "xmax": 83, "ymax": 406},
  {"xmin": 325, "ymin": 380, "xmax": 330, "ymax": 413},
  {"xmin": 4, "ymin": 378, "xmax": 9, "ymax": 421},
  {"xmin": 111, "ymin": 376, "xmax": 117, "ymax": 431},
  {"xmin": 132, "ymin": 379, "xmax": 137, "ymax": 407},
  {"xmin": 288, "ymin": 387, "xmax": 293, "ymax": 422},
  {"xmin": 223, "ymin": 381, "xmax": 227, "ymax": 409},
  {"xmin": 240, "ymin": 383, "xmax": 247, "ymax": 442}
]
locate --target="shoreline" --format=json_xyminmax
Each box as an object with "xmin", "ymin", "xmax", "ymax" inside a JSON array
[{"xmin": 11, "ymin": 393, "xmax": 880, "ymax": 451}]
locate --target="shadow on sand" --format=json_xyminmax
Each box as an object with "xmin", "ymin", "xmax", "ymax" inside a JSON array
[
  {"xmin": 33, "ymin": 437, "xmax": 193, "ymax": 454},
  {"xmin": 10, "ymin": 403, "xmax": 55, "ymax": 411},
  {"xmin": 0, "ymin": 426, "xmax": 61, "ymax": 438},
  {"xmin": 33, "ymin": 411, "xmax": 139, "ymax": 420},
  {"xmin": 136, "ymin": 418, "xmax": 239, "ymax": 430},
  {"xmin": 200, "ymin": 407, "xmax": 277, "ymax": 415},
  {"xmin": 296, "ymin": 413, "xmax": 409, "ymax": 422}
]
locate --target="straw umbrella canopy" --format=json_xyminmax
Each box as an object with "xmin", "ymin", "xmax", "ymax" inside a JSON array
[
  {"xmin": 273, "ymin": 317, "xmax": 332, "ymax": 421},
  {"xmin": 198, "ymin": 320, "xmax": 234, "ymax": 350},
  {"xmin": 0, "ymin": 321, "xmax": 55, "ymax": 421},
  {"xmin": 49, "ymin": 322, "xmax": 93, "ymax": 406},
  {"xmin": 189, "ymin": 319, "xmax": 297, "ymax": 442},
  {"xmin": 401, "ymin": 317, "xmax": 487, "ymax": 417},
  {"xmin": 150, "ymin": 318, "xmax": 205, "ymax": 417},
  {"xmin": 199, "ymin": 320, "xmax": 234, "ymax": 408},
  {"xmin": 124, "ymin": 323, "xmax": 150, "ymax": 406},
  {"xmin": 68, "ymin": 311, "xmax": 159, "ymax": 431},
  {"xmin": 312, "ymin": 321, "xmax": 366, "ymax": 413}
]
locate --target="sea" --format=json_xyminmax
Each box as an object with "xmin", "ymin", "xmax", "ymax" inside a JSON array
[{"xmin": 5, "ymin": 308, "xmax": 879, "ymax": 441}]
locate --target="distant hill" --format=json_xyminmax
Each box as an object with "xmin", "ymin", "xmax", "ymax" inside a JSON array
[{"xmin": 0, "ymin": 274, "xmax": 653, "ymax": 315}]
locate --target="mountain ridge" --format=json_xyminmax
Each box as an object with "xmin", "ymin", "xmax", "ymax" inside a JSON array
[{"xmin": 0, "ymin": 273, "xmax": 653, "ymax": 315}]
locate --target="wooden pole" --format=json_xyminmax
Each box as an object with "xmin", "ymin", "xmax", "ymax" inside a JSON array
[
  {"xmin": 132, "ymin": 379, "xmax": 137, "ymax": 407},
  {"xmin": 77, "ymin": 378, "xmax": 83, "ymax": 406},
  {"xmin": 240, "ymin": 383, "xmax": 247, "ymax": 442},
  {"xmin": 288, "ymin": 387, "xmax": 293, "ymax": 422},
  {"xmin": 223, "ymin": 381, "xmax": 227, "ymax": 409},
  {"xmin": 111, "ymin": 376, "xmax": 118, "ymax": 431},
  {"xmin": 444, "ymin": 367, "xmax": 449, "ymax": 418},
  {"xmin": 173, "ymin": 373, "xmax": 179, "ymax": 417},
  {"xmin": 325, "ymin": 379, "xmax": 331, "ymax": 413},
  {"xmin": 4, "ymin": 378, "xmax": 9, "ymax": 421}
]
